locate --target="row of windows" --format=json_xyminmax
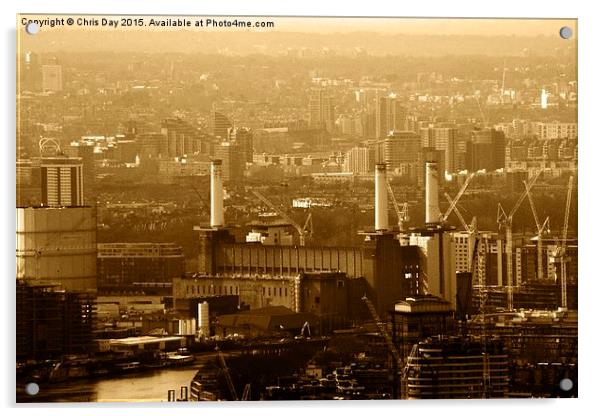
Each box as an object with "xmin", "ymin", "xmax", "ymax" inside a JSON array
[
  {"xmin": 186, "ymin": 285, "xmax": 239, "ymax": 296},
  {"xmin": 262, "ymin": 286, "xmax": 288, "ymax": 297},
  {"xmin": 185, "ymin": 284, "xmax": 289, "ymax": 298}
]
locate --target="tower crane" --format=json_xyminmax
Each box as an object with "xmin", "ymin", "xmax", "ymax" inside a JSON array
[
  {"xmin": 252, "ymin": 189, "xmax": 313, "ymax": 246},
  {"xmin": 215, "ymin": 346, "xmax": 238, "ymax": 401},
  {"xmin": 524, "ymin": 180, "xmax": 551, "ymax": 281},
  {"xmin": 361, "ymin": 296, "xmax": 404, "ymax": 398},
  {"xmin": 387, "ymin": 181, "xmax": 409, "ymax": 232},
  {"xmin": 551, "ymin": 176, "xmax": 574, "ymax": 309},
  {"xmin": 440, "ymin": 173, "xmax": 475, "ymax": 223},
  {"xmin": 496, "ymin": 170, "xmax": 541, "ymax": 310}
]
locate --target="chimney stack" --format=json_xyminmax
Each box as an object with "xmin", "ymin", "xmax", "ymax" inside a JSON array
[
  {"xmin": 210, "ymin": 159, "xmax": 224, "ymax": 228},
  {"xmin": 425, "ymin": 161, "xmax": 441, "ymax": 224},
  {"xmin": 375, "ymin": 163, "xmax": 389, "ymax": 231}
]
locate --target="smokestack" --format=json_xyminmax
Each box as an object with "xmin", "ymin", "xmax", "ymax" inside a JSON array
[
  {"xmin": 425, "ymin": 161, "xmax": 441, "ymax": 224},
  {"xmin": 375, "ymin": 163, "xmax": 389, "ymax": 231},
  {"xmin": 210, "ymin": 159, "xmax": 224, "ymax": 228}
]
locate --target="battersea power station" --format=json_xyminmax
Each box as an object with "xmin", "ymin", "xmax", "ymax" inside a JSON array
[{"xmin": 172, "ymin": 159, "xmax": 457, "ymax": 330}]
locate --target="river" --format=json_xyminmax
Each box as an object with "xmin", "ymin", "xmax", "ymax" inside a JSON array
[{"xmin": 18, "ymin": 365, "xmax": 201, "ymax": 403}]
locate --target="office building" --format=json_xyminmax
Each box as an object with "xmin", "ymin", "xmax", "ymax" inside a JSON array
[
  {"xmin": 215, "ymin": 141, "xmax": 245, "ymax": 182},
  {"xmin": 210, "ymin": 111, "xmax": 233, "ymax": 139},
  {"xmin": 40, "ymin": 156, "xmax": 84, "ymax": 207},
  {"xmin": 343, "ymin": 145, "xmax": 375, "ymax": 174},
  {"xmin": 420, "ymin": 127, "xmax": 458, "ymax": 174},
  {"xmin": 309, "ymin": 89, "xmax": 336, "ymax": 132},
  {"xmin": 376, "ymin": 95, "xmax": 406, "ymax": 138},
  {"xmin": 228, "ymin": 127, "xmax": 253, "ymax": 163}
]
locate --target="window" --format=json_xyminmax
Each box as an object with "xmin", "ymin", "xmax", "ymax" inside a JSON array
[
  {"xmin": 315, "ymin": 296, "xmax": 320, "ymax": 304},
  {"xmin": 268, "ymin": 287, "xmax": 271, "ymax": 296},
  {"xmin": 337, "ymin": 280, "xmax": 344, "ymax": 288},
  {"xmin": 284, "ymin": 288, "xmax": 288, "ymax": 297},
  {"xmin": 263, "ymin": 287, "xmax": 265, "ymax": 296},
  {"xmin": 279, "ymin": 287, "xmax": 282, "ymax": 297},
  {"xmin": 230, "ymin": 286, "xmax": 233, "ymax": 295}
]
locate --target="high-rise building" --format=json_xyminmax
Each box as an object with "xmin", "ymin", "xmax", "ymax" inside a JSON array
[
  {"xmin": 41, "ymin": 64, "xmax": 63, "ymax": 92},
  {"xmin": 160, "ymin": 118, "xmax": 202, "ymax": 158},
  {"xmin": 210, "ymin": 111, "xmax": 233, "ymax": 139},
  {"xmin": 376, "ymin": 131, "xmax": 422, "ymax": 176},
  {"xmin": 215, "ymin": 141, "xmax": 245, "ymax": 182},
  {"xmin": 40, "ymin": 156, "xmax": 84, "ymax": 207},
  {"xmin": 69, "ymin": 142, "xmax": 96, "ymax": 204},
  {"xmin": 343, "ymin": 145, "xmax": 375, "ymax": 174},
  {"xmin": 376, "ymin": 95, "xmax": 406, "ymax": 138},
  {"xmin": 420, "ymin": 127, "xmax": 458, "ymax": 174},
  {"xmin": 466, "ymin": 129, "xmax": 506, "ymax": 172},
  {"xmin": 309, "ymin": 89, "xmax": 335, "ymax": 132},
  {"xmin": 228, "ymin": 127, "xmax": 253, "ymax": 163}
]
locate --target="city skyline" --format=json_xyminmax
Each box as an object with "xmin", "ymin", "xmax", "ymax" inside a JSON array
[{"xmin": 16, "ymin": 14, "xmax": 578, "ymax": 403}]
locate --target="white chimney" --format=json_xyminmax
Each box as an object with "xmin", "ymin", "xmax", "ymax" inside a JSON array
[
  {"xmin": 425, "ymin": 161, "xmax": 441, "ymax": 224},
  {"xmin": 210, "ymin": 159, "xmax": 224, "ymax": 228},
  {"xmin": 375, "ymin": 163, "xmax": 389, "ymax": 231}
]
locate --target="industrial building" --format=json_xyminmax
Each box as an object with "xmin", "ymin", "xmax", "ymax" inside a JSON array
[
  {"xmin": 97, "ymin": 242, "xmax": 185, "ymax": 294},
  {"xmin": 16, "ymin": 206, "xmax": 97, "ymax": 292},
  {"xmin": 16, "ymin": 280, "xmax": 96, "ymax": 361}
]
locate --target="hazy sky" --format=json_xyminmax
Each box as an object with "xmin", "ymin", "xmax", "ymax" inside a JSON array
[{"xmin": 18, "ymin": 15, "xmax": 577, "ymax": 37}]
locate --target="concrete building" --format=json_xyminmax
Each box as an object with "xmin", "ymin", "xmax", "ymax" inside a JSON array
[
  {"xmin": 228, "ymin": 127, "xmax": 254, "ymax": 164},
  {"xmin": 343, "ymin": 145, "xmax": 375, "ymax": 174},
  {"xmin": 309, "ymin": 89, "xmax": 335, "ymax": 132},
  {"xmin": 160, "ymin": 118, "xmax": 204, "ymax": 158},
  {"xmin": 210, "ymin": 111, "xmax": 233, "ymax": 139},
  {"xmin": 374, "ymin": 131, "xmax": 421, "ymax": 176},
  {"xmin": 16, "ymin": 206, "xmax": 97, "ymax": 292},
  {"xmin": 532, "ymin": 122, "xmax": 577, "ymax": 141},
  {"xmin": 40, "ymin": 156, "xmax": 84, "ymax": 207},
  {"xmin": 215, "ymin": 142, "xmax": 245, "ymax": 182},
  {"xmin": 420, "ymin": 127, "xmax": 458, "ymax": 174},
  {"xmin": 466, "ymin": 129, "xmax": 506, "ymax": 172},
  {"xmin": 376, "ymin": 95, "xmax": 406, "ymax": 138},
  {"xmin": 97, "ymin": 243, "xmax": 185, "ymax": 294}
]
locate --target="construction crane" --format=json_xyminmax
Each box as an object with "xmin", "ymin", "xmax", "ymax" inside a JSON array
[
  {"xmin": 551, "ymin": 176, "xmax": 574, "ymax": 309},
  {"xmin": 252, "ymin": 189, "xmax": 313, "ymax": 246},
  {"xmin": 215, "ymin": 346, "xmax": 238, "ymax": 401},
  {"xmin": 440, "ymin": 173, "xmax": 475, "ymax": 223},
  {"xmin": 524, "ymin": 180, "xmax": 551, "ymax": 281},
  {"xmin": 444, "ymin": 193, "xmax": 478, "ymax": 270},
  {"xmin": 240, "ymin": 383, "xmax": 251, "ymax": 401},
  {"xmin": 497, "ymin": 170, "xmax": 542, "ymax": 310},
  {"xmin": 387, "ymin": 180, "xmax": 409, "ymax": 232},
  {"xmin": 361, "ymin": 296, "xmax": 403, "ymax": 398}
]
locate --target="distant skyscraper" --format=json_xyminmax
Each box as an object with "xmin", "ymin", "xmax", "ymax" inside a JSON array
[
  {"xmin": 41, "ymin": 64, "xmax": 63, "ymax": 92},
  {"xmin": 160, "ymin": 118, "xmax": 202, "ymax": 158},
  {"xmin": 228, "ymin": 127, "xmax": 253, "ymax": 163},
  {"xmin": 309, "ymin": 89, "xmax": 335, "ymax": 132},
  {"xmin": 466, "ymin": 128, "xmax": 506, "ymax": 172},
  {"xmin": 376, "ymin": 94, "xmax": 406, "ymax": 138},
  {"xmin": 40, "ymin": 156, "xmax": 84, "ymax": 207},
  {"xmin": 210, "ymin": 111, "xmax": 232, "ymax": 139},
  {"xmin": 215, "ymin": 141, "xmax": 245, "ymax": 182},
  {"xmin": 343, "ymin": 146, "xmax": 375, "ymax": 174},
  {"xmin": 375, "ymin": 131, "xmax": 421, "ymax": 176},
  {"xmin": 420, "ymin": 127, "xmax": 458, "ymax": 174}
]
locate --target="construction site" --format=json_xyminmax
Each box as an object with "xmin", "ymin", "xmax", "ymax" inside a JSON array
[{"xmin": 176, "ymin": 158, "xmax": 578, "ymax": 400}]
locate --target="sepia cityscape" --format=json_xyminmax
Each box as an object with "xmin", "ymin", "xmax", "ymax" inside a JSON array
[{"xmin": 16, "ymin": 16, "xmax": 577, "ymax": 402}]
